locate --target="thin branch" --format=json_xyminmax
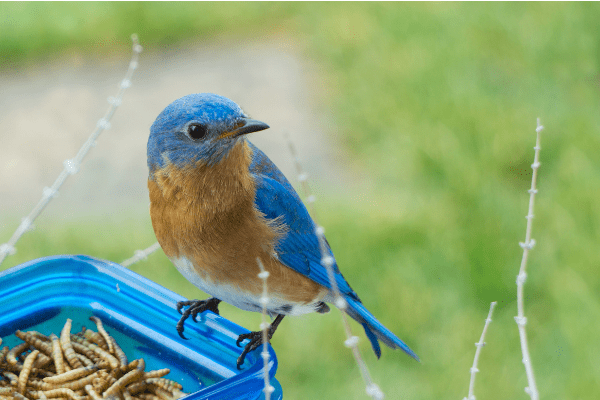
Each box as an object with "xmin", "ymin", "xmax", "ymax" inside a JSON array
[
  {"xmin": 121, "ymin": 242, "xmax": 161, "ymax": 267},
  {"xmin": 514, "ymin": 118, "xmax": 543, "ymax": 400},
  {"xmin": 256, "ymin": 258, "xmax": 274, "ymax": 400},
  {"xmin": 286, "ymin": 134, "xmax": 384, "ymax": 400},
  {"xmin": 463, "ymin": 301, "xmax": 497, "ymax": 400}
]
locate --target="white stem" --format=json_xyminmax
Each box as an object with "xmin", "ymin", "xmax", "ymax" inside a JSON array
[
  {"xmin": 121, "ymin": 242, "xmax": 161, "ymax": 267},
  {"xmin": 463, "ymin": 301, "xmax": 497, "ymax": 400},
  {"xmin": 256, "ymin": 258, "xmax": 274, "ymax": 400},
  {"xmin": 286, "ymin": 134, "xmax": 384, "ymax": 400},
  {"xmin": 514, "ymin": 118, "xmax": 543, "ymax": 400}
]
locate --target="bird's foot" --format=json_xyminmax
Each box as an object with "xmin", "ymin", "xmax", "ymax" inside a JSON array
[
  {"xmin": 235, "ymin": 314, "xmax": 284, "ymax": 369},
  {"xmin": 176, "ymin": 298, "xmax": 221, "ymax": 339}
]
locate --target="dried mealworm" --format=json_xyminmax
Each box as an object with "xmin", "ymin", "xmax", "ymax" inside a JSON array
[
  {"xmin": 69, "ymin": 342, "xmax": 99, "ymax": 364},
  {"xmin": 103, "ymin": 367, "xmax": 143, "ymax": 398},
  {"xmin": 40, "ymin": 388, "xmax": 81, "ymax": 400},
  {"xmin": 15, "ymin": 331, "xmax": 52, "ymax": 357},
  {"xmin": 149, "ymin": 387, "xmax": 175, "ymax": 400},
  {"xmin": 123, "ymin": 360, "xmax": 139, "ymax": 372},
  {"xmin": 13, "ymin": 392, "xmax": 28, "ymax": 400},
  {"xmin": 3, "ymin": 372, "xmax": 19, "ymax": 386},
  {"xmin": 43, "ymin": 366, "xmax": 98, "ymax": 385},
  {"xmin": 0, "ymin": 388, "xmax": 13, "ymax": 395},
  {"xmin": 125, "ymin": 382, "xmax": 148, "ymax": 395},
  {"xmin": 56, "ymin": 371, "xmax": 100, "ymax": 392},
  {"xmin": 32, "ymin": 353, "xmax": 53, "ymax": 370},
  {"xmin": 6, "ymin": 342, "xmax": 29, "ymax": 366},
  {"xmin": 60, "ymin": 320, "xmax": 83, "ymax": 369},
  {"xmin": 50, "ymin": 334, "xmax": 65, "ymax": 374},
  {"xmin": 145, "ymin": 379, "xmax": 182, "ymax": 392},
  {"xmin": 141, "ymin": 370, "xmax": 169, "ymax": 380},
  {"xmin": 136, "ymin": 394, "xmax": 161, "ymax": 400},
  {"xmin": 74, "ymin": 354, "xmax": 94, "ymax": 368},
  {"xmin": 84, "ymin": 385, "xmax": 102, "ymax": 400},
  {"xmin": 18, "ymin": 349, "xmax": 39, "ymax": 394},
  {"xmin": 122, "ymin": 389, "xmax": 133, "ymax": 400},
  {"xmin": 69, "ymin": 337, "xmax": 118, "ymax": 370},
  {"xmin": 92, "ymin": 371, "xmax": 112, "ymax": 394},
  {"xmin": 0, "ymin": 346, "xmax": 9, "ymax": 364},
  {"xmin": 81, "ymin": 331, "xmax": 107, "ymax": 351},
  {"xmin": 87, "ymin": 318, "xmax": 113, "ymax": 354},
  {"xmin": 112, "ymin": 339, "xmax": 127, "ymax": 370}
]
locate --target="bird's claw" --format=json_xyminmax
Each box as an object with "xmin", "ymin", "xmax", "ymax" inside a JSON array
[
  {"xmin": 235, "ymin": 315, "xmax": 284, "ymax": 370},
  {"xmin": 236, "ymin": 331, "xmax": 264, "ymax": 369},
  {"xmin": 175, "ymin": 298, "xmax": 221, "ymax": 339}
]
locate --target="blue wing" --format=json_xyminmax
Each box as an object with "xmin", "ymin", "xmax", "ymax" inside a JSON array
[
  {"xmin": 247, "ymin": 141, "xmax": 418, "ymax": 360},
  {"xmin": 247, "ymin": 142, "xmax": 358, "ymax": 300}
]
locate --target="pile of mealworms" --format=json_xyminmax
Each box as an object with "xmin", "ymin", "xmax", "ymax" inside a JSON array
[{"xmin": 0, "ymin": 317, "xmax": 187, "ymax": 400}]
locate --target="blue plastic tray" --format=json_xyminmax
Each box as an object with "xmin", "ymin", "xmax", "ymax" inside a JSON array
[{"xmin": 0, "ymin": 255, "xmax": 283, "ymax": 400}]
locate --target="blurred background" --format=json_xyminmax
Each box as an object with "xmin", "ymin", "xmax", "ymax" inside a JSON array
[{"xmin": 1, "ymin": 3, "xmax": 599, "ymax": 399}]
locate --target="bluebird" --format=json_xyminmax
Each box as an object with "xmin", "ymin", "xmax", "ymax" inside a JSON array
[{"xmin": 147, "ymin": 93, "xmax": 418, "ymax": 368}]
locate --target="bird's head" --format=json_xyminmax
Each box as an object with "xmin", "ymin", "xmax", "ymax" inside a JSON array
[{"xmin": 147, "ymin": 93, "xmax": 269, "ymax": 173}]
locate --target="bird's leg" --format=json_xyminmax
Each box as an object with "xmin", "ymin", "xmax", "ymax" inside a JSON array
[
  {"xmin": 176, "ymin": 298, "xmax": 222, "ymax": 339},
  {"xmin": 235, "ymin": 314, "xmax": 285, "ymax": 369}
]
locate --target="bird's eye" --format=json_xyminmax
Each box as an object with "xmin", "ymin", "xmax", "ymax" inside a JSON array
[{"xmin": 186, "ymin": 124, "xmax": 208, "ymax": 140}]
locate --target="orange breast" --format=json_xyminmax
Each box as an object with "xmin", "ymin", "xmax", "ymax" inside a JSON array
[{"xmin": 148, "ymin": 140, "xmax": 327, "ymax": 306}]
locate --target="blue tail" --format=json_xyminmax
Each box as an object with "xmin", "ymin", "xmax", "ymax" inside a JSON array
[{"xmin": 345, "ymin": 296, "xmax": 419, "ymax": 361}]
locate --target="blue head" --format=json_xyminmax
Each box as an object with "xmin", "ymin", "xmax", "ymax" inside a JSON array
[{"xmin": 147, "ymin": 93, "xmax": 269, "ymax": 174}]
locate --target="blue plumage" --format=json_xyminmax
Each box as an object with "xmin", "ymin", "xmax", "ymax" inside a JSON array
[
  {"xmin": 148, "ymin": 93, "xmax": 418, "ymax": 365},
  {"xmin": 248, "ymin": 142, "xmax": 418, "ymax": 360}
]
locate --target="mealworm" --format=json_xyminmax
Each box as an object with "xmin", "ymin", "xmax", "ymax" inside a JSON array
[
  {"xmin": 103, "ymin": 365, "xmax": 143, "ymax": 398},
  {"xmin": 74, "ymin": 354, "xmax": 94, "ymax": 368},
  {"xmin": 12, "ymin": 391, "xmax": 28, "ymax": 400},
  {"xmin": 18, "ymin": 349, "xmax": 39, "ymax": 394},
  {"xmin": 88, "ymin": 318, "xmax": 114, "ymax": 355},
  {"xmin": 57, "ymin": 371, "xmax": 100, "ymax": 391},
  {"xmin": 145, "ymin": 379, "xmax": 182, "ymax": 392},
  {"xmin": 15, "ymin": 331, "xmax": 52, "ymax": 357},
  {"xmin": 0, "ymin": 346, "xmax": 9, "ymax": 364},
  {"xmin": 136, "ymin": 394, "xmax": 160, "ymax": 400},
  {"xmin": 3, "ymin": 372, "xmax": 19, "ymax": 387},
  {"xmin": 60, "ymin": 320, "xmax": 83, "ymax": 369},
  {"xmin": 70, "ymin": 337, "xmax": 118, "ymax": 370},
  {"xmin": 149, "ymin": 387, "xmax": 175, "ymax": 400},
  {"xmin": 40, "ymin": 388, "xmax": 81, "ymax": 400},
  {"xmin": 82, "ymin": 331, "xmax": 108, "ymax": 351},
  {"xmin": 6, "ymin": 342, "xmax": 29, "ymax": 366},
  {"xmin": 43, "ymin": 366, "xmax": 98, "ymax": 385},
  {"xmin": 141, "ymin": 370, "xmax": 169, "ymax": 380},
  {"xmin": 50, "ymin": 334, "xmax": 65, "ymax": 374},
  {"xmin": 124, "ymin": 382, "xmax": 147, "ymax": 395},
  {"xmin": 84, "ymin": 385, "xmax": 102, "ymax": 400},
  {"xmin": 70, "ymin": 342, "xmax": 99, "ymax": 364}
]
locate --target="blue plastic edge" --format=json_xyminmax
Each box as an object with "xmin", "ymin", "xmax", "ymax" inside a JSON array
[{"xmin": 0, "ymin": 255, "xmax": 283, "ymax": 400}]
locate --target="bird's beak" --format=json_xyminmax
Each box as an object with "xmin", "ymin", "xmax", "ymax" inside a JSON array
[{"xmin": 219, "ymin": 118, "xmax": 270, "ymax": 140}]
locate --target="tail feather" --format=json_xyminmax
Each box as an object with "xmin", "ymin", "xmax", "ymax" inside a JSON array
[{"xmin": 345, "ymin": 296, "xmax": 419, "ymax": 361}]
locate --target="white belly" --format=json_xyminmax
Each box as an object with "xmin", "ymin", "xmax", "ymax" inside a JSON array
[{"xmin": 170, "ymin": 255, "xmax": 323, "ymax": 316}]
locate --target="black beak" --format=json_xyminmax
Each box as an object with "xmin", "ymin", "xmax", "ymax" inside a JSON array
[{"xmin": 221, "ymin": 118, "xmax": 270, "ymax": 139}]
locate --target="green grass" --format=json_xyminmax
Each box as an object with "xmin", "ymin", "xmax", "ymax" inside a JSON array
[{"xmin": 2, "ymin": 3, "xmax": 600, "ymax": 399}]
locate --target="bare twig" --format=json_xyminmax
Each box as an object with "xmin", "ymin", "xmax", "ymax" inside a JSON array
[
  {"xmin": 462, "ymin": 301, "xmax": 497, "ymax": 400},
  {"xmin": 286, "ymin": 134, "xmax": 384, "ymax": 400},
  {"xmin": 514, "ymin": 118, "xmax": 543, "ymax": 400},
  {"xmin": 256, "ymin": 258, "xmax": 274, "ymax": 400},
  {"xmin": 121, "ymin": 242, "xmax": 161, "ymax": 267}
]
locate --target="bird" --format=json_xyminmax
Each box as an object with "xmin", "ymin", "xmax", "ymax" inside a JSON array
[{"xmin": 147, "ymin": 93, "xmax": 418, "ymax": 368}]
